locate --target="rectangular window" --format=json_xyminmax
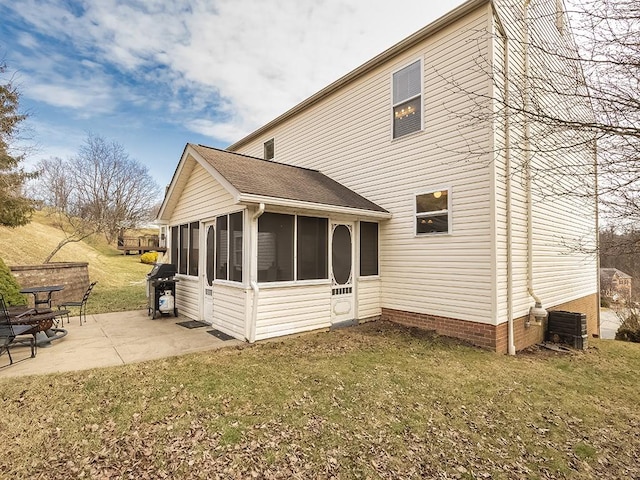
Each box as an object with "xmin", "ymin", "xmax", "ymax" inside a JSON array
[
  {"xmin": 392, "ymin": 60, "xmax": 422, "ymax": 138},
  {"xmin": 171, "ymin": 226, "xmax": 179, "ymax": 269},
  {"xmin": 264, "ymin": 138, "xmax": 275, "ymax": 160},
  {"xmin": 189, "ymin": 222, "xmax": 199, "ymax": 277},
  {"xmin": 360, "ymin": 222, "xmax": 379, "ymax": 276},
  {"xmin": 229, "ymin": 211, "xmax": 243, "ymax": 282},
  {"xmin": 416, "ymin": 189, "xmax": 450, "ymax": 235},
  {"xmin": 297, "ymin": 216, "xmax": 328, "ymax": 280},
  {"xmin": 256, "ymin": 213, "xmax": 328, "ymax": 283},
  {"xmin": 179, "ymin": 224, "xmax": 189, "ymax": 274},
  {"xmin": 258, "ymin": 213, "xmax": 294, "ymax": 282},
  {"xmin": 216, "ymin": 215, "xmax": 228, "ymax": 280}
]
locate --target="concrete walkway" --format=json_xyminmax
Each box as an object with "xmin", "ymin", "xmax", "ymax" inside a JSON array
[{"xmin": 0, "ymin": 310, "xmax": 242, "ymax": 378}]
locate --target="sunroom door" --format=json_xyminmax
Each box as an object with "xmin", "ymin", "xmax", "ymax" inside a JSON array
[
  {"xmin": 201, "ymin": 222, "xmax": 215, "ymax": 324},
  {"xmin": 331, "ymin": 222, "xmax": 355, "ymax": 325}
]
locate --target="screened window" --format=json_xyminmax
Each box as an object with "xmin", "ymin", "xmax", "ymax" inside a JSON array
[
  {"xmin": 297, "ymin": 216, "xmax": 328, "ymax": 280},
  {"xmin": 264, "ymin": 138, "xmax": 274, "ymax": 160},
  {"xmin": 360, "ymin": 222, "xmax": 379, "ymax": 276},
  {"xmin": 257, "ymin": 213, "xmax": 328, "ymax": 282},
  {"xmin": 216, "ymin": 215, "xmax": 228, "ymax": 280},
  {"xmin": 214, "ymin": 212, "xmax": 243, "ymax": 282},
  {"xmin": 189, "ymin": 222, "xmax": 199, "ymax": 277},
  {"xmin": 416, "ymin": 189, "xmax": 450, "ymax": 235},
  {"xmin": 171, "ymin": 226, "xmax": 179, "ymax": 270},
  {"xmin": 392, "ymin": 60, "xmax": 422, "ymax": 138},
  {"xmin": 258, "ymin": 213, "xmax": 294, "ymax": 282},
  {"xmin": 172, "ymin": 222, "xmax": 200, "ymax": 276},
  {"xmin": 179, "ymin": 224, "xmax": 189, "ymax": 274},
  {"xmin": 229, "ymin": 211, "xmax": 243, "ymax": 282}
]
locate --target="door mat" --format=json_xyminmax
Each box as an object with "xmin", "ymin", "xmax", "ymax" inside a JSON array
[
  {"xmin": 206, "ymin": 329, "xmax": 235, "ymax": 341},
  {"xmin": 176, "ymin": 320, "xmax": 209, "ymax": 329}
]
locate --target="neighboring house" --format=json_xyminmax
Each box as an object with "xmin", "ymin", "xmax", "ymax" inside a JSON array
[
  {"xmin": 600, "ymin": 268, "xmax": 632, "ymax": 302},
  {"xmin": 157, "ymin": 0, "xmax": 598, "ymax": 353}
]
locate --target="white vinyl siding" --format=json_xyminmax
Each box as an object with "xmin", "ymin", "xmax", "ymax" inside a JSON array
[
  {"xmin": 212, "ymin": 284, "xmax": 246, "ymax": 339},
  {"xmin": 357, "ymin": 277, "xmax": 381, "ymax": 319},
  {"xmin": 169, "ymin": 158, "xmax": 246, "ymax": 326},
  {"xmin": 233, "ymin": 7, "xmax": 497, "ymax": 325},
  {"xmin": 255, "ymin": 284, "xmax": 331, "ymax": 340},
  {"xmin": 491, "ymin": 0, "xmax": 597, "ymax": 324},
  {"xmin": 171, "ymin": 159, "xmax": 236, "ymax": 222}
]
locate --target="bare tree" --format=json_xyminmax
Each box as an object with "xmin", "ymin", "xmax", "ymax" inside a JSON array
[
  {"xmin": 436, "ymin": 0, "xmax": 637, "ymax": 237},
  {"xmin": 0, "ymin": 60, "xmax": 36, "ymax": 227},
  {"xmin": 571, "ymin": 0, "xmax": 640, "ymax": 229},
  {"xmin": 34, "ymin": 134, "xmax": 161, "ymax": 262}
]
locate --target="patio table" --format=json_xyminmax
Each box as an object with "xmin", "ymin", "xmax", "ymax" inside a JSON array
[
  {"xmin": 20, "ymin": 285, "xmax": 64, "ymax": 309},
  {"xmin": 15, "ymin": 285, "xmax": 68, "ymax": 347}
]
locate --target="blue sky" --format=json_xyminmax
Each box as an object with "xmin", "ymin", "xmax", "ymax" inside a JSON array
[{"xmin": 1, "ymin": 0, "xmax": 465, "ymax": 191}]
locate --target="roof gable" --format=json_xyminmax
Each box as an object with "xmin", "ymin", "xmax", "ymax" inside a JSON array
[{"xmin": 157, "ymin": 144, "xmax": 389, "ymax": 221}]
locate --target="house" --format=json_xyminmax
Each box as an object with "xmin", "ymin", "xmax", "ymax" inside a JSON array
[
  {"xmin": 156, "ymin": 0, "xmax": 598, "ymax": 353},
  {"xmin": 600, "ymin": 268, "xmax": 632, "ymax": 302}
]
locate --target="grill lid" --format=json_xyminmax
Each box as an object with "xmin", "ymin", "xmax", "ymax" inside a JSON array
[{"xmin": 147, "ymin": 263, "xmax": 177, "ymax": 279}]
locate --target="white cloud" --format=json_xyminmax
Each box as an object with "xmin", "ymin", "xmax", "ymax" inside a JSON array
[
  {"xmin": 7, "ymin": 0, "xmax": 465, "ymax": 143},
  {"xmin": 186, "ymin": 119, "xmax": 248, "ymax": 144}
]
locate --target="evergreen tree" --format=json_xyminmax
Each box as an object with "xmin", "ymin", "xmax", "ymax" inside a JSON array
[{"xmin": 0, "ymin": 61, "xmax": 35, "ymax": 227}]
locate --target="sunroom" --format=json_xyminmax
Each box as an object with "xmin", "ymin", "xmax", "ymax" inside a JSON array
[{"xmin": 156, "ymin": 144, "xmax": 391, "ymax": 342}]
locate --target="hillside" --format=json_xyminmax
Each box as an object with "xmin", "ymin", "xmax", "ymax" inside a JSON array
[{"xmin": 0, "ymin": 212, "xmax": 154, "ymax": 311}]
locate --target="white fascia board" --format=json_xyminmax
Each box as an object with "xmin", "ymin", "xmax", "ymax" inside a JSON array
[
  {"xmin": 156, "ymin": 145, "xmax": 191, "ymax": 221},
  {"xmin": 237, "ymin": 193, "xmax": 392, "ymax": 220}
]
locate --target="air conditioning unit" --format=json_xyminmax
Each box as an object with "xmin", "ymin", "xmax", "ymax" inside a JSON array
[{"xmin": 546, "ymin": 311, "xmax": 588, "ymax": 350}]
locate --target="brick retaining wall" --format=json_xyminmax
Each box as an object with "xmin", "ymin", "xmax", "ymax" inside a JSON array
[{"xmin": 10, "ymin": 262, "xmax": 90, "ymax": 308}]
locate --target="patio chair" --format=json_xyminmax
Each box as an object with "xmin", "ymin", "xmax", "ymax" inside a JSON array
[
  {"xmin": 57, "ymin": 281, "xmax": 97, "ymax": 326},
  {"xmin": 0, "ymin": 294, "xmax": 36, "ymax": 366}
]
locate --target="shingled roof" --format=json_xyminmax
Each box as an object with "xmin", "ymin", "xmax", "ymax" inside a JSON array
[{"xmin": 190, "ymin": 144, "xmax": 388, "ymax": 214}]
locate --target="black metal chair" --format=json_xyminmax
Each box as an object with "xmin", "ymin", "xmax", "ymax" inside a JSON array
[
  {"xmin": 57, "ymin": 281, "xmax": 97, "ymax": 325},
  {"xmin": 0, "ymin": 294, "xmax": 36, "ymax": 366}
]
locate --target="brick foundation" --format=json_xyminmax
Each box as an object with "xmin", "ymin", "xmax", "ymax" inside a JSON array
[
  {"xmin": 10, "ymin": 262, "xmax": 90, "ymax": 307},
  {"xmin": 382, "ymin": 292, "xmax": 599, "ymax": 354}
]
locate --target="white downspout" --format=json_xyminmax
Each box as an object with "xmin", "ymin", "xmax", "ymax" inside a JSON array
[
  {"xmin": 523, "ymin": 0, "xmax": 546, "ymax": 327},
  {"xmin": 504, "ymin": 30, "xmax": 516, "ymax": 356},
  {"xmin": 248, "ymin": 203, "xmax": 265, "ymax": 343}
]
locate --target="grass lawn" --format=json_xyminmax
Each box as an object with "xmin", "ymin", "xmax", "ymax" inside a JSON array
[
  {"xmin": 1, "ymin": 321, "xmax": 639, "ymax": 479},
  {"xmin": 0, "ymin": 212, "xmax": 153, "ymax": 313}
]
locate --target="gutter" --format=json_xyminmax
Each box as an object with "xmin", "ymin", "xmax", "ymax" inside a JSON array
[
  {"xmin": 502, "ymin": 22, "xmax": 516, "ymax": 356},
  {"xmin": 238, "ymin": 194, "xmax": 392, "ymax": 220}
]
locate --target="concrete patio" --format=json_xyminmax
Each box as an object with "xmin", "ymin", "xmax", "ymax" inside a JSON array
[{"xmin": 0, "ymin": 310, "xmax": 242, "ymax": 378}]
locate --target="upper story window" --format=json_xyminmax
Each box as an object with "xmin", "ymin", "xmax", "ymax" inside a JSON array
[
  {"xmin": 392, "ymin": 60, "xmax": 422, "ymax": 138},
  {"xmin": 416, "ymin": 189, "xmax": 450, "ymax": 235},
  {"xmin": 264, "ymin": 138, "xmax": 275, "ymax": 160}
]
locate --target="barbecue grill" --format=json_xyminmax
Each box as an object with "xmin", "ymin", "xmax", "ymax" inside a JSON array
[{"xmin": 146, "ymin": 263, "xmax": 178, "ymax": 319}]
